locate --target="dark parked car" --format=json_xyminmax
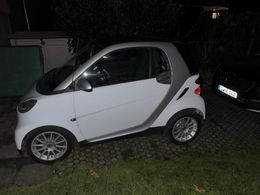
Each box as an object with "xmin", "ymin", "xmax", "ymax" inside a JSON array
[{"xmin": 213, "ymin": 54, "xmax": 260, "ymax": 113}]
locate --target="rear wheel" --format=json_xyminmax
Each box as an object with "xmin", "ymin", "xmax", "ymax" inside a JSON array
[
  {"xmin": 166, "ymin": 111, "xmax": 202, "ymax": 144},
  {"xmin": 26, "ymin": 127, "xmax": 74, "ymax": 163}
]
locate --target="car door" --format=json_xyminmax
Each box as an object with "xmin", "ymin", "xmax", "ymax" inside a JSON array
[{"xmin": 74, "ymin": 47, "xmax": 170, "ymax": 141}]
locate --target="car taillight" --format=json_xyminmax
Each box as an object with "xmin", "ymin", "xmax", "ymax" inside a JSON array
[{"xmin": 195, "ymin": 87, "xmax": 201, "ymax": 95}]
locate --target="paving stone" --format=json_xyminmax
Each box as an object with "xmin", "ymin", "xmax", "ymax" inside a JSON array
[
  {"xmin": 0, "ymin": 168, "xmax": 16, "ymax": 188},
  {"xmin": 0, "ymin": 144, "xmax": 20, "ymax": 159},
  {"xmin": 1, "ymin": 90, "xmax": 260, "ymax": 176},
  {"xmin": 14, "ymin": 164, "xmax": 50, "ymax": 186}
]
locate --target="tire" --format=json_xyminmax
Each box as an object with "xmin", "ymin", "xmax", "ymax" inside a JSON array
[
  {"xmin": 26, "ymin": 127, "xmax": 74, "ymax": 163},
  {"xmin": 165, "ymin": 110, "xmax": 202, "ymax": 145}
]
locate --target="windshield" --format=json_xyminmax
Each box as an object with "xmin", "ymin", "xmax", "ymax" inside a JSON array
[{"xmin": 36, "ymin": 44, "xmax": 103, "ymax": 94}]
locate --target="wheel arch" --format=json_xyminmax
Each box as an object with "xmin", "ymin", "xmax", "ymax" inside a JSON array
[
  {"xmin": 21, "ymin": 125, "xmax": 77, "ymax": 153},
  {"xmin": 164, "ymin": 108, "xmax": 204, "ymax": 134}
]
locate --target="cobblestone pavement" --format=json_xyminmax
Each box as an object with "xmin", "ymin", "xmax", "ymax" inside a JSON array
[
  {"xmin": 55, "ymin": 90, "xmax": 260, "ymax": 171},
  {"xmin": 0, "ymin": 89, "xmax": 260, "ymax": 187}
]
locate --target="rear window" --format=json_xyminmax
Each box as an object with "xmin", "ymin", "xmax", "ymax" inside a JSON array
[{"xmin": 174, "ymin": 43, "xmax": 198, "ymax": 75}]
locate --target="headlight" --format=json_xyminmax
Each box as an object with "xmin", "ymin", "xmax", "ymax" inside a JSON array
[{"xmin": 18, "ymin": 99, "xmax": 37, "ymax": 113}]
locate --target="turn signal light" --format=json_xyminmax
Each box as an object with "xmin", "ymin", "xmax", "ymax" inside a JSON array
[{"xmin": 195, "ymin": 87, "xmax": 201, "ymax": 95}]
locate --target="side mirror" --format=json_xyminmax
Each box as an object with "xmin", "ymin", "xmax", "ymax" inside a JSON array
[{"xmin": 77, "ymin": 78, "xmax": 93, "ymax": 92}]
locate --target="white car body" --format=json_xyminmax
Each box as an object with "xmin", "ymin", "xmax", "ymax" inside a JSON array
[{"xmin": 15, "ymin": 42, "xmax": 205, "ymax": 151}]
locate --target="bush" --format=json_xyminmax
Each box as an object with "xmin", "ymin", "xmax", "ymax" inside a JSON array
[
  {"xmin": 54, "ymin": 0, "xmax": 185, "ymax": 52},
  {"xmin": 54, "ymin": 2, "xmax": 260, "ymax": 83}
]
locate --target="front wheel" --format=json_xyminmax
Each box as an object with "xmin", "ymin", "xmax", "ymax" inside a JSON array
[
  {"xmin": 166, "ymin": 112, "xmax": 202, "ymax": 145},
  {"xmin": 26, "ymin": 127, "xmax": 74, "ymax": 163}
]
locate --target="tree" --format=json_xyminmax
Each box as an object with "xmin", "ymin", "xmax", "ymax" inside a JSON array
[
  {"xmin": 54, "ymin": 0, "xmax": 185, "ymax": 51},
  {"xmin": 192, "ymin": 11, "xmax": 260, "ymax": 84}
]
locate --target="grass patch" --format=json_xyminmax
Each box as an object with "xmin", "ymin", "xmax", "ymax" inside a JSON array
[{"xmin": 1, "ymin": 147, "xmax": 260, "ymax": 195}]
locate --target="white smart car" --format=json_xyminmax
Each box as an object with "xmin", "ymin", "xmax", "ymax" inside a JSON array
[{"xmin": 15, "ymin": 42, "xmax": 206, "ymax": 163}]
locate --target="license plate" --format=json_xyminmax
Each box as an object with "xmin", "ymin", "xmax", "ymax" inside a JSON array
[{"xmin": 218, "ymin": 85, "xmax": 238, "ymax": 99}]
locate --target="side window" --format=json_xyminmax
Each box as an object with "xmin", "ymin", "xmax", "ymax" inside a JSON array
[
  {"xmin": 82, "ymin": 48, "xmax": 150, "ymax": 87},
  {"xmin": 151, "ymin": 49, "xmax": 169, "ymax": 77}
]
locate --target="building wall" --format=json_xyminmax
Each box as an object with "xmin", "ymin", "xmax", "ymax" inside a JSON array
[
  {"xmin": 0, "ymin": 46, "xmax": 43, "ymax": 96},
  {"xmin": 10, "ymin": 38, "xmax": 72, "ymax": 72}
]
